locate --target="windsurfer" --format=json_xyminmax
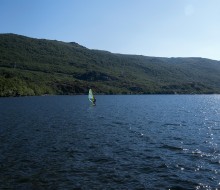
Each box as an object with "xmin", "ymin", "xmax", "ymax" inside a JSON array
[
  {"xmin": 92, "ymin": 97, "xmax": 96, "ymax": 105},
  {"xmin": 88, "ymin": 89, "xmax": 96, "ymax": 105}
]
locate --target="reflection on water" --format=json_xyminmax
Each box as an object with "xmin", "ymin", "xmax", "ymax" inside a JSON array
[{"xmin": 0, "ymin": 95, "xmax": 220, "ymax": 189}]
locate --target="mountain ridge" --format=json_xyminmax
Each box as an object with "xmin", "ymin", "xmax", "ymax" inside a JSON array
[{"xmin": 0, "ymin": 33, "xmax": 220, "ymax": 96}]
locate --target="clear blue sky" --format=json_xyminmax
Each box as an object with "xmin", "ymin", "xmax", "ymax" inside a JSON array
[{"xmin": 1, "ymin": 0, "xmax": 220, "ymax": 60}]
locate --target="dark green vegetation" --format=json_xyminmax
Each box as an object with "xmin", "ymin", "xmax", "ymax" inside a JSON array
[{"xmin": 1, "ymin": 33, "xmax": 220, "ymax": 96}]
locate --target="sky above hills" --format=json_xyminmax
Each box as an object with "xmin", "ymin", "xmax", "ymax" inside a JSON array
[{"xmin": 1, "ymin": 0, "xmax": 220, "ymax": 60}]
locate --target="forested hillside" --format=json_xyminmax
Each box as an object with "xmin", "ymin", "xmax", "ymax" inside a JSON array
[{"xmin": 1, "ymin": 33, "xmax": 220, "ymax": 96}]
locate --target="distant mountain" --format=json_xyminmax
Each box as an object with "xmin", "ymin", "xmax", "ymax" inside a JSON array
[{"xmin": 0, "ymin": 33, "xmax": 220, "ymax": 96}]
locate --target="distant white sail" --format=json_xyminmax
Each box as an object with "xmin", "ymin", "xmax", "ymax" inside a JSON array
[{"xmin": 88, "ymin": 89, "xmax": 96, "ymax": 105}]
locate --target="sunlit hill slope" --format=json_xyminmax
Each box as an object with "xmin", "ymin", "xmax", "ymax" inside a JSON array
[{"xmin": 1, "ymin": 34, "xmax": 220, "ymax": 96}]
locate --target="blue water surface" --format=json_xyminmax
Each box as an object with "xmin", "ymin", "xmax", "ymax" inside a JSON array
[{"xmin": 0, "ymin": 95, "xmax": 220, "ymax": 189}]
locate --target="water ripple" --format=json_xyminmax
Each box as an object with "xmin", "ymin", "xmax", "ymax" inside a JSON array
[{"xmin": 1, "ymin": 95, "xmax": 220, "ymax": 189}]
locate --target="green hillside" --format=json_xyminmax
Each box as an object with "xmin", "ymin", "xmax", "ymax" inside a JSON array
[{"xmin": 1, "ymin": 33, "xmax": 220, "ymax": 96}]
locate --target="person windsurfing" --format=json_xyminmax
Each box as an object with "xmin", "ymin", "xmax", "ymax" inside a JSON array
[{"xmin": 88, "ymin": 89, "xmax": 96, "ymax": 106}]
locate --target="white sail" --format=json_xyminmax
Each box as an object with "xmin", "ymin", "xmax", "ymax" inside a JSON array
[{"xmin": 88, "ymin": 89, "xmax": 95, "ymax": 104}]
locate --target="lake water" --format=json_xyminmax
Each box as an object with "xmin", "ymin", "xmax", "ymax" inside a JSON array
[{"xmin": 0, "ymin": 95, "xmax": 220, "ymax": 189}]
